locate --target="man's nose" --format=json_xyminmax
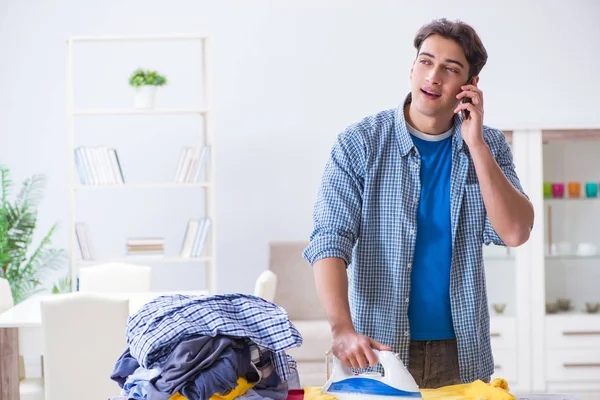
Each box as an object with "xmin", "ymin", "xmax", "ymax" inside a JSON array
[{"xmin": 426, "ymin": 68, "xmax": 442, "ymax": 85}]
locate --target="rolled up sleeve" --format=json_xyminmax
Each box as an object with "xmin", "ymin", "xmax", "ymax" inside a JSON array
[
  {"xmin": 303, "ymin": 129, "xmax": 367, "ymax": 266},
  {"xmin": 483, "ymin": 131, "xmax": 532, "ymax": 246}
]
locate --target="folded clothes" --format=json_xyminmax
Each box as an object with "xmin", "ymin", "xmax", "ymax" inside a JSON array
[{"xmin": 126, "ymin": 294, "xmax": 302, "ymax": 382}]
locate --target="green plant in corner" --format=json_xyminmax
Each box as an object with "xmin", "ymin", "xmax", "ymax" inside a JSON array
[
  {"xmin": 51, "ymin": 274, "xmax": 72, "ymax": 294},
  {"xmin": 128, "ymin": 68, "xmax": 168, "ymax": 88},
  {"xmin": 0, "ymin": 166, "xmax": 68, "ymax": 304}
]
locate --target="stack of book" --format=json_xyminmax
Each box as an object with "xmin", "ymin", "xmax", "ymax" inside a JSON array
[
  {"xmin": 75, "ymin": 222, "xmax": 95, "ymax": 260},
  {"xmin": 126, "ymin": 237, "xmax": 165, "ymax": 257},
  {"xmin": 74, "ymin": 146, "xmax": 125, "ymax": 186},
  {"xmin": 180, "ymin": 218, "xmax": 211, "ymax": 258},
  {"xmin": 174, "ymin": 146, "xmax": 211, "ymax": 183}
]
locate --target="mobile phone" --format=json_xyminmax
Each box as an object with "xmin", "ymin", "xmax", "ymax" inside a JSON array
[
  {"xmin": 461, "ymin": 77, "xmax": 475, "ymax": 119},
  {"xmin": 461, "ymin": 96, "xmax": 472, "ymax": 119}
]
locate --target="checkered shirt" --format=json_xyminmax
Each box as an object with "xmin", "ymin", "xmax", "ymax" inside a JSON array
[{"xmin": 303, "ymin": 100, "xmax": 528, "ymax": 383}]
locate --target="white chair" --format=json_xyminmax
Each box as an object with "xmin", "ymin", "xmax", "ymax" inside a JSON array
[
  {"xmin": 41, "ymin": 292, "xmax": 129, "ymax": 400},
  {"xmin": 0, "ymin": 277, "xmax": 45, "ymax": 400},
  {"xmin": 253, "ymin": 270, "xmax": 278, "ymax": 302},
  {"xmin": 78, "ymin": 262, "xmax": 152, "ymax": 293}
]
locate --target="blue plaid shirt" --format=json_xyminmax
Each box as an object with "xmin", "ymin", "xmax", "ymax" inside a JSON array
[
  {"xmin": 126, "ymin": 294, "xmax": 303, "ymax": 381},
  {"xmin": 303, "ymin": 99, "xmax": 528, "ymax": 383}
]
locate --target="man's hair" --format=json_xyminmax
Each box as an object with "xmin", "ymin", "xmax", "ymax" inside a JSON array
[{"xmin": 413, "ymin": 18, "xmax": 488, "ymax": 79}]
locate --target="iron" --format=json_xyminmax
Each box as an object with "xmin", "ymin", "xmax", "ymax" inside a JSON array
[{"xmin": 322, "ymin": 349, "xmax": 422, "ymax": 399}]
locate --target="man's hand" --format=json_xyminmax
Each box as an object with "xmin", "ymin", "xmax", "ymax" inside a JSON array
[
  {"xmin": 332, "ymin": 327, "xmax": 392, "ymax": 369},
  {"xmin": 455, "ymin": 84, "xmax": 485, "ymax": 150}
]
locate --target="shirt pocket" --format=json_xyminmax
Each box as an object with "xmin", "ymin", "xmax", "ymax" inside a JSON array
[{"xmin": 463, "ymin": 184, "xmax": 486, "ymax": 239}]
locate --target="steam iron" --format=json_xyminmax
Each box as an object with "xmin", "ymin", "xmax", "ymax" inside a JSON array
[{"xmin": 322, "ymin": 349, "xmax": 422, "ymax": 399}]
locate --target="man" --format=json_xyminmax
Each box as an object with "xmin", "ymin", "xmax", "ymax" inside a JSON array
[{"xmin": 302, "ymin": 18, "xmax": 534, "ymax": 389}]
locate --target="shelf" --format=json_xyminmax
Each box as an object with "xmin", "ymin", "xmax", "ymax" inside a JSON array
[
  {"xmin": 545, "ymin": 311, "xmax": 600, "ymax": 317},
  {"xmin": 545, "ymin": 197, "xmax": 599, "ymax": 201},
  {"xmin": 76, "ymin": 183, "xmax": 209, "ymax": 190},
  {"xmin": 542, "ymin": 129, "xmax": 600, "ymax": 142},
  {"xmin": 72, "ymin": 108, "xmax": 209, "ymax": 116},
  {"xmin": 545, "ymin": 254, "xmax": 600, "ymax": 260},
  {"xmin": 77, "ymin": 256, "xmax": 212, "ymax": 265}
]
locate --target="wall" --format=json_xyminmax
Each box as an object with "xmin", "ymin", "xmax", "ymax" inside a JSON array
[{"xmin": 0, "ymin": 0, "xmax": 599, "ymax": 293}]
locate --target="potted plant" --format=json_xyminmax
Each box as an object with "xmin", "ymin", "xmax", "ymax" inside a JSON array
[
  {"xmin": 128, "ymin": 68, "xmax": 168, "ymax": 109},
  {"xmin": 0, "ymin": 166, "xmax": 68, "ymax": 304}
]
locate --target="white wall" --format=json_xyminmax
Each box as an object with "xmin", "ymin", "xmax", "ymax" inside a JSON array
[{"xmin": 1, "ymin": 0, "xmax": 599, "ymax": 294}]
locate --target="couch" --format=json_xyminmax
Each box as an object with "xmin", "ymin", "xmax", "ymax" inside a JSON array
[{"xmin": 268, "ymin": 241, "xmax": 332, "ymax": 388}]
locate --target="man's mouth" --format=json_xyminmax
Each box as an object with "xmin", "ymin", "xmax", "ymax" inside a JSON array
[{"xmin": 421, "ymin": 88, "xmax": 441, "ymax": 100}]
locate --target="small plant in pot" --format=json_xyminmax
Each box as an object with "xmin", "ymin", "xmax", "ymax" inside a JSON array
[{"xmin": 128, "ymin": 68, "xmax": 168, "ymax": 109}]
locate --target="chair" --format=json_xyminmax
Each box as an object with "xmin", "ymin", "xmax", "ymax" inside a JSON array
[
  {"xmin": 78, "ymin": 262, "xmax": 151, "ymax": 293},
  {"xmin": 268, "ymin": 241, "xmax": 332, "ymax": 387},
  {"xmin": 41, "ymin": 292, "xmax": 129, "ymax": 400},
  {"xmin": 0, "ymin": 277, "xmax": 45, "ymax": 400},
  {"xmin": 253, "ymin": 270, "xmax": 277, "ymax": 302}
]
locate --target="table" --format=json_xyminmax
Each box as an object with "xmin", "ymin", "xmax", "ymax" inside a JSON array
[{"xmin": 0, "ymin": 291, "xmax": 207, "ymax": 400}]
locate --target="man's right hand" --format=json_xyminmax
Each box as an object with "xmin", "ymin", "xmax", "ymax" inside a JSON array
[{"xmin": 332, "ymin": 327, "xmax": 392, "ymax": 369}]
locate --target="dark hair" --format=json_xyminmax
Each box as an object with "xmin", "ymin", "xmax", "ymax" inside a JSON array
[{"xmin": 414, "ymin": 18, "xmax": 488, "ymax": 79}]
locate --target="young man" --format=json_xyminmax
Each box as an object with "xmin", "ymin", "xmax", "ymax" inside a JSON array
[{"xmin": 303, "ymin": 18, "xmax": 534, "ymax": 388}]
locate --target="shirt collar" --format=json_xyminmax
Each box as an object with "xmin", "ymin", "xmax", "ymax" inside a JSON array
[{"xmin": 395, "ymin": 93, "xmax": 465, "ymax": 156}]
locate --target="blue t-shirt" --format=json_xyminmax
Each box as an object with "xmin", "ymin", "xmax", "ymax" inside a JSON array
[{"xmin": 406, "ymin": 124, "xmax": 455, "ymax": 340}]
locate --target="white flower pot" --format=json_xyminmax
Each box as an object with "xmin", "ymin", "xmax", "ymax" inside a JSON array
[{"xmin": 133, "ymin": 86, "xmax": 157, "ymax": 109}]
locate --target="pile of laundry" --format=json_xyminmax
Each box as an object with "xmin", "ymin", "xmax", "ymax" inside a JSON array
[{"xmin": 109, "ymin": 293, "xmax": 303, "ymax": 400}]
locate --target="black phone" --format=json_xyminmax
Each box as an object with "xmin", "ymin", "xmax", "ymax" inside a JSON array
[
  {"xmin": 461, "ymin": 77, "xmax": 475, "ymax": 119},
  {"xmin": 461, "ymin": 96, "xmax": 472, "ymax": 119}
]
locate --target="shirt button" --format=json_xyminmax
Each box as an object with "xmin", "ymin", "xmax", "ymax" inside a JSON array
[
  {"xmin": 410, "ymin": 229, "xmax": 415, "ymax": 235},
  {"xmin": 407, "ymin": 263, "xmax": 412, "ymax": 268},
  {"xmin": 404, "ymin": 331, "xmax": 409, "ymax": 337},
  {"xmin": 414, "ymin": 197, "xmax": 418, "ymax": 203},
  {"xmin": 414, "ymin": 164, "xmax": 419, "ymax": 169},
  {"xmin": 405, "ymin": 298, "xmax": 409, "ymax": 303}
]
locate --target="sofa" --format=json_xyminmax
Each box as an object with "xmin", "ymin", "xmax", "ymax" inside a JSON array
[{"xmin": 268, "ymin": 241, "xmax": 332, "ymax": 388}]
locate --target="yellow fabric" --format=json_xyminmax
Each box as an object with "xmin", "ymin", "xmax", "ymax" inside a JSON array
[
  {"xmin": 304, "ymin": 378, "xmax": 514, "ymax": 400},
  {"xmin": 168, "ymin": 377, "xmax": 254, "ymax": 400},
  {"xmin": 420, "ymin": 378, "xmax": 514, "ymax": 400},
  {"xmin": 304, "ymin": 386, "xmax": 337, "ymax": 400}
]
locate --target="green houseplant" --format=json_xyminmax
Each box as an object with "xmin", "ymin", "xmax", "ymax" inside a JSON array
[
  {"xmin": 0, "ymin": 166, "xmax": 68, "ymax": 304},
  {"xmin": 128, "ymin": 68, "xmax": 168, "ymax": 110}
]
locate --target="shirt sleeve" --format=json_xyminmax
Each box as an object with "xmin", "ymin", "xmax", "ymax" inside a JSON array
[
  {"xmin": 483, "ymin": 131, "xmax": 532, "ymax": 246},
  {"xmin": 302, "ymin": 128, "xmax": 367, "ymax": 266}
]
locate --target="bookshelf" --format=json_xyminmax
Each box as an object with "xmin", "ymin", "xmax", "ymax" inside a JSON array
[{"xmin": 66, "ymin": 34, "xmax": 217, "ymax": 294}]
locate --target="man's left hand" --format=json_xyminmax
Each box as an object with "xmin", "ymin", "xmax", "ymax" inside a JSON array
[{"xmin": 455, "ymin": 84, "xmax": 485, "ymax": 149}]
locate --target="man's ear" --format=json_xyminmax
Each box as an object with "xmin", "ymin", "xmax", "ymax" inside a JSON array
[
  {"xmin": 410, "ymin": 60, "xmax": 415, "ymax": 80},
  {"xmin": 470, "ymin": 75, "xmax": 480, "ymax": 86}
]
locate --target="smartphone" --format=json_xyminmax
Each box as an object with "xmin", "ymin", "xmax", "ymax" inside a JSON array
[
  {"xmin": 461, "ymin": 96, "xmax": 472, "ymax": 119},
  {"xmin": 461, "ymin": 77, "xmax": 475, "ymax": 119}
]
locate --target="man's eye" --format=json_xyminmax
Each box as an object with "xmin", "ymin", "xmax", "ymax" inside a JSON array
[
  {"xmin": 447, "ymin": 68, "xmax": 458, "ymax": 73},
  {"xmin": 420, "ymin": 60, "xmax": 430, "ymax": 65}
]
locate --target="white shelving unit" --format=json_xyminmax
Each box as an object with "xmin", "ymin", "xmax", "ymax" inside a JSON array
[
  {"xmin": 524, "ymin": 128, "xmax": 600, "ymax": 394},
  {"xmin": 66, "ymin": 34, "xmax": 217, "ymax": 294}
]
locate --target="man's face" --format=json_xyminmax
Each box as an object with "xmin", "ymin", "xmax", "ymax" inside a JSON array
[{"xmin": 410, "ymin": 34, "xmax": 472, "ymax": 118}]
